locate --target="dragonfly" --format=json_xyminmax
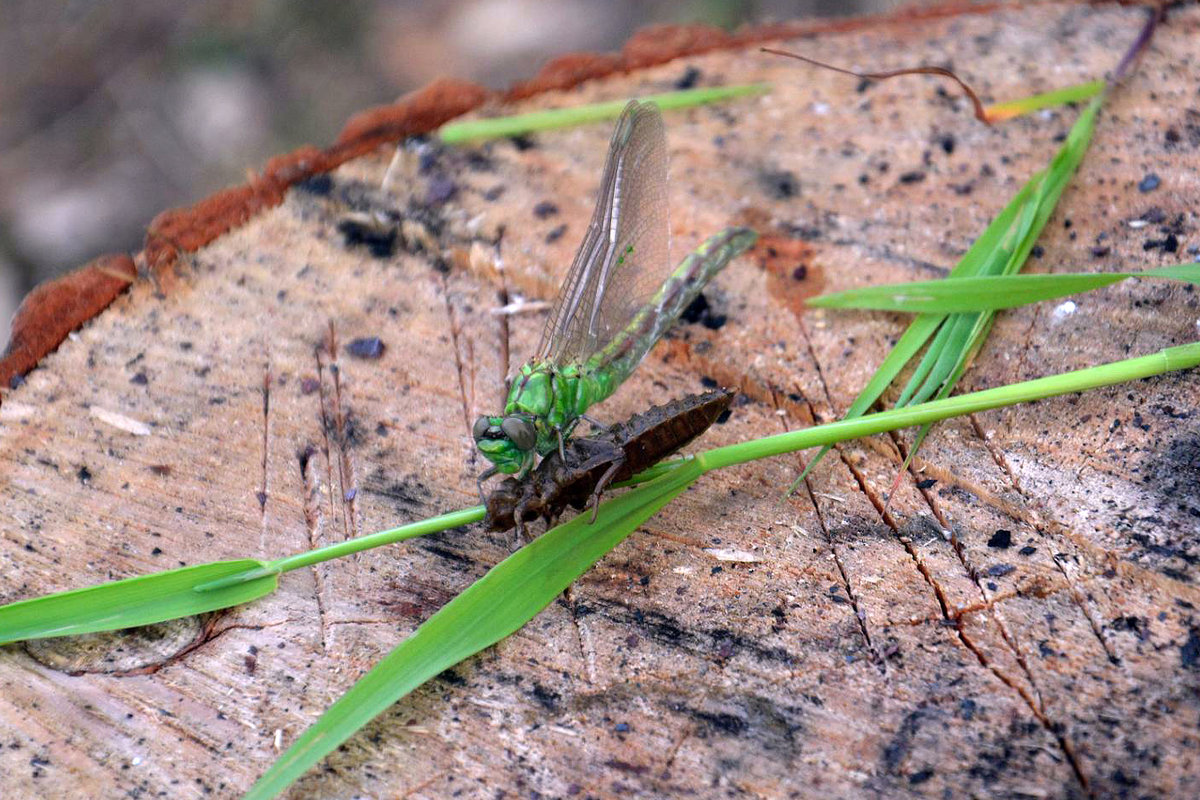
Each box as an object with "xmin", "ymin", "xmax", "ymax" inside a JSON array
[
  {"xmin": 486, "ymin": 388, "xmax": 735, "ymax": 533},
  {"xmin": 472, "ymin": 99, "xmax": 757, "ymax": 488}
]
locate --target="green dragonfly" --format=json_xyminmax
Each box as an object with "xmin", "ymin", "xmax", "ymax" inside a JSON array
[{"xmin": 472, "ymin": 99, "xmax": 756, "ymax": 486}]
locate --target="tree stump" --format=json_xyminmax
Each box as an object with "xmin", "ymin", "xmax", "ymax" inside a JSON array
[{"xmin": 2, "ymin": 3, "xmax": 1198, "ymax": 797}]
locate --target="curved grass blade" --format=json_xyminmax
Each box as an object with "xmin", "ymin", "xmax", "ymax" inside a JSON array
[
  {"xmin": 0, "ymin": 559, "xmax": 277, "ymax": 645},
  {"xmin": 807, "ymin": 263, "xmax": 1200, "ymax": 313},
  {"xmin": 242, "ymin": 459, "xmax": 702, "ymax": 800},
  {"xmin": 436, "ymin": 84, "xmax": 770, "ymax": 144}
]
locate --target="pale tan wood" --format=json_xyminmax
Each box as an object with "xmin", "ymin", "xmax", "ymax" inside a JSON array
[{"xmin": 2, "ymin": 4, "xmax": 1198, "ymax": 798}]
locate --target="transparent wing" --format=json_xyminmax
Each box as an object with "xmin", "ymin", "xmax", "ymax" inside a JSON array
[{"xmin": 535, "ymin": 100, "xmax": 671, "ymax": 365}]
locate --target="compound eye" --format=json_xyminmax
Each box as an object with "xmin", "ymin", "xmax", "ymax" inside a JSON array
[
  {"xmin": 501, "ymin": 416, "xmax": 537, "ymax": 451},
  {"xmin": 472, "ymin": 416, "xmax": 491, "ymax": 442}
]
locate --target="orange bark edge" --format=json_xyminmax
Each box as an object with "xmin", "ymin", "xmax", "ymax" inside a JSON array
[{"xmin": 0, "ymin": 0, "xmax": 1020, "ymax": 390}]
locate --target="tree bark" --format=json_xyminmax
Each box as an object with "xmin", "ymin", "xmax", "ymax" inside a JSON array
[{"xmin": 1, "ymin": 3, "xmax": 1197, "ymax": 798}]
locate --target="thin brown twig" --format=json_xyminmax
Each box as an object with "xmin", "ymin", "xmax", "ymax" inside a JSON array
[{"xmin": 760, "ymin": 46, "xmax": 989, "ymax": 123}]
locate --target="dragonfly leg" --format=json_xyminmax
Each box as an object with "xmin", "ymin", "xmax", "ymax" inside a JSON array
[
  {"xmin": 514, "ymin": 450, "xmax": 536, "ymax": 480},
  {"xmin": 476, "ymin": 466, "xmax": 498, "ymax": 504},
  {"xmin": 581, "ymin": 413, "xmax": 606, "ymax": 432},
  {"xmin": 513, "ymin": 496, "xmax": 534, "ymax": 542},
  {"xmin": 587, "ymin": 455, "xmax": 626, "ymax": 524}
]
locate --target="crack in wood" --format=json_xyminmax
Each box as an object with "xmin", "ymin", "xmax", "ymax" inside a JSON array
[
  {"xmin": 770, "ymin": 386, "xmax": 883, "ymax": 670},
  {"xmin": 325, "ymin": 617, "xmax": 411, "ymax": 628},
  {"xmin": 562, "ymin": 585, "xmax": 596, "ymax": 684},
  {"xmin": 956, "ymin": 616, "xmax": 1092, "ymax": 791},
  {"xmin": 494, "ymin": 237, "xmax": 513, "ymax": 401},
  {"xmin": 258, "ymin": 362, "xmax": 271, "ymax": 553},
  {"xmin": 398, "ymin": 772, "xmax": 448, "ymax": 798},
  {"xmin": 890, "ymin": 431, "xmax": 1050, "ymax": 709},
  {"xmin": 964, "ymin": 414, "xmax": 1121, "ymax": 664},
  {"xmin": 793, "ymin": 315, "xmax": 1093, "ymax": 793},
  {"xmin": 658, "ymin": 727, "xmax": 692, "ymax": 780},
  {"xmin": 314, "ymin": 330, "xmax": 340, "ymax": 540},
  {"xmin": 1011, "ymin": 304, "xmax": 1044, "ymax": 383}
]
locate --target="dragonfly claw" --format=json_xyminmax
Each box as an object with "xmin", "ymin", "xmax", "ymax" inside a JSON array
[
  {"xmin": 586, "ymin": 456, "xmax": 624, "ymax": 525},
  {"xmin": 476, "ymin": 466, "xmax": 498, "ymax": 504},
  {"xmin": 581, "ymin": 413, "xmax": 606, "ymax": 431}
]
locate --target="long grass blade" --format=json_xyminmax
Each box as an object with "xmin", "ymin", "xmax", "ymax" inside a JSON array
[
  {"xmin": 0, "ymin": 508, "xmax": 484, "ymax": 642},
  {"xmin": 700, "ymin": 341, "xmax": 1200, "ymax": 471},
  {"xmin": 242, "ymin": 459, "xmax": 702, "ymax": 800},
  {"xmin": 436, "ymin": 84, "xmax": 770, "ymax": 144},
  {"xmin": 807, "ymin": 263, "xmax": 1200, "ymax": 312},
  {"xmin": 0, "ymin": 559, "xmax": 277, "ymax": 645}
]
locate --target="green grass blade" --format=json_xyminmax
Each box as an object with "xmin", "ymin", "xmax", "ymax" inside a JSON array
[
  {"xmin": 894, "ymin": 314, "xmax": 960, "ymax": 407},
  {"xmin": 903, "ymin": 313, "xmax": 981, "ymax": 407},
  {"xmin": 948, "ymin": 186, "xmax": 1034, "ymax": 278},
  {"xmin": 789, "ymin": 313, "xmax": 942, "ymax": 489},
  {"xmin": 803, "ymin": 93, "xmax": 1103, "ymax": 482},
  {"xmin": 806, "ymin": 263, "xmax": 1200, "ymax": 311},
  {"xmin": 985, "ymin": 79, "xmax": 1106, "ymax": 122},
  {"xmin": 0, "ymin": 559, "xmax": 277, "ymax": 645},
  {"xmin": 808, "ymin": 264, "xmax": 1200, "ymax": 312},
  {"xmin": 244, "ymin": 460, "xmax": 701, "ymax": 800},
  {"xmin": 262, "ymin": 506, "xmax": 484, "ymax": 580},
  {"xmin": 0, "ymin": 508, "xmax": 484, "ymax": 641},
  {"xmin": 702, "ymin": 341, "xmax": 1200, "ymax": 471},
  {"xmin": 437, "ymin": 84, "xmax": 770, "ymax": 144},
  {"xmin": 897, "ymin": 311, "xmax": 997, "ymax": 474}
]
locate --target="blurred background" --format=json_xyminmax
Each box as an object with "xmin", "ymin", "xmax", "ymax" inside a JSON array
[{"xmin": 0, "ymin": 0, "xmax": 888, "ymax": 343}]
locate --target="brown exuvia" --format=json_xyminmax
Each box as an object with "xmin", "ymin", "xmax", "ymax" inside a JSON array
[{"xmin": 485, "ymin": 389, "xmax": 735, "ymax": 532}]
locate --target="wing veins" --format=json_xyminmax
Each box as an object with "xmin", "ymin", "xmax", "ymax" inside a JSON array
[{"xmin": 533, "ymin": 101, "xmax": 669, "ymax": 368}]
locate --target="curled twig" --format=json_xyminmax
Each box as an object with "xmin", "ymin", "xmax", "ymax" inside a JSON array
[{"xmin": 760, "ymin": 46, "xmax": 989, "ymax": 123}]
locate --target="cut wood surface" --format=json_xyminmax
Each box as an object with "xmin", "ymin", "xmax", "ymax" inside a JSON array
[{"xmin": 2, "ymin": 3, "xmax": 1199, "ymax": 798}]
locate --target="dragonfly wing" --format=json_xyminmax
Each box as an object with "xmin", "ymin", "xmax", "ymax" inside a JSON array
[{"xmin": 535, "ymin": 100, "xmax": 671, "ymax": 365}]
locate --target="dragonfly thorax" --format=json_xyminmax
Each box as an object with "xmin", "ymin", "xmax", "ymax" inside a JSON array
[{"xmin": 473, "ymin": 361, "xmax": 607, "ymax": 477}]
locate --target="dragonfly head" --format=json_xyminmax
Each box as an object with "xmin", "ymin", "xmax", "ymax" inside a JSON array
[{"xmin": 473, "ymin": 414, "xmax": 537, "ymax": 474}]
